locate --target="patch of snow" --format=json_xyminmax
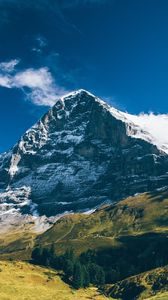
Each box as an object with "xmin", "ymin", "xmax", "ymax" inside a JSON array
[
  {"xmin": 59, "ymin": 201, "xmax": 73, "ymax": 205},
  {"xmin": 0, "ymin": 186, "xmax": 39, "ymax": 216},
  {"xmin": 94, "ymin": 96, "xmax": 168, "ymax": 154},
  {"xmin": 64, "ymin": 89, "xmax": 168, "ymax": 154},
  {"xmin": 9, "ymin": 164, "xmax": 19, "ymax": 177},
  {"xmin": 61, "ymin": 89, "xmax": 94, "ymax": 101},
  {"xmin": 8, "ymin": 153, "xmax": 21, "ymax": 178},
  {"xmin": 66, "ymin": 90, "xmax": 168, "ymax": 155},
  {"xmin": 156, "ymin": 186, "xmax": 168, "ymax": 192},
  {"xmin": 19, "ymin": 119, "xmax": 49, "ymax": 155},
  {"xmin": 83, "ymin": 208, "xmax": 97, "ymax": 215}
]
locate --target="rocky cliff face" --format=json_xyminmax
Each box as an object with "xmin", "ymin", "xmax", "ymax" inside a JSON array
[{"xmin": 0, "ymin": 89, "xmax": 168, "ymax": 220}]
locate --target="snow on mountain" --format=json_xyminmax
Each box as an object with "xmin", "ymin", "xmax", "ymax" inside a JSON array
[
  {"xmin": 124, "ymin": 113, "xmax": 168, "ymax": 154},
  {"xmin": 63, "ymin": 90, "xmax": 168, "ymax": 154},
  {"xmin": 78, "ymin": 90, "xmax": 168, "ymax": 154},
  {"xmin": 0, "ymin": 89, "xmax": 168, "ymax": 231},
  {"xmin": 110, "ymin": 109, "xmax": 168, "ymax": 154}
]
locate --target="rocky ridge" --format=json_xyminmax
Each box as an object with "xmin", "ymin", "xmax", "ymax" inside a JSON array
[{"xmin": 0, "ymin": 89, "xmax": 168, "ymax": 231}]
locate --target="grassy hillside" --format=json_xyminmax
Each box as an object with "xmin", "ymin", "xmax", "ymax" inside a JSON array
[
  {"xmin": 102, "ymin": 265, "xmax": 168, "ymax": 300},
  {"xmin": 147, "ymin": 293, "xmax": 168, "ymax": 300},
  {"xmin": 0, "ymin": 261, "xmax": 167, "ymax": 300},
  {"xmin": 33, "ymin": 189, "xmax": 168, "ymax": 290},
  {"xmin": 1, "ymin": 188, "xmax": 168, "ymax": 260},
  {"xmin": 0, "ymin": 189, "xmax": 168, "ymax": 299},
  {"xmin": 0, "ymin": 260, "xmax": 110, "ymax": 300},
  {"xmin": 36, "ymin": 189, "xmax": 168, "ymax": 255},
  {"xmin": 0, "ymin": 230, "xmax": 37, "ymax": 261}
]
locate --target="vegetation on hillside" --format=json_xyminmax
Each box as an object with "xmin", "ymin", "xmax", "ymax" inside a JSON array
[
  {"xmin": 37, "ymin": 189, "xmax": 168, "ymax": 254},
  {"xmin": 0, "ymin": 261, "xmax": 109, "ymax": 300},
  {"xmin": 0, "ymin": 190, "xmax": 168, "ymax": 299},
  {"xmin": 31, "ymin": 236, "xmax": 168, "ymax": 294},
  {"xmin": 31, "ymin": 246, "xmax": 105, "ymax": 289},
  {"xmin": 34, "ymin": 191, "xmax": 168, "ymax": 284},
  {"xmin": 102, "ymin": 265, "xmax": 168, "ymax": 300}
]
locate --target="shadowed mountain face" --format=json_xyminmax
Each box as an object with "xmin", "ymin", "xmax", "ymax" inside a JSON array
[{"xmin": 0, "ymin": 90, "xmax": 168, "ymax": 217}]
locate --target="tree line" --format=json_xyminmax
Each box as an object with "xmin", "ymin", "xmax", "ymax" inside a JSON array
[
  {"xmin": 31, "ymin": 246, "xmax": 105, "ymax": 289},
  {"xmin": 31, "ymin": 233, "xmax": 168, "ymax": 288}
]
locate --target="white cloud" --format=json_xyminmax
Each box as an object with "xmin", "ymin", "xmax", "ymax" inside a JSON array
[
  {"xmin": 126, "ymin": 113, "xmax": 168, "ymax": 151},
  {"xmin": 13, "ymin": 68, "xmax": 66, "ymax": 106},
  {"xmin": 0, "ymin": 60, "xmax": 67, "ymax": 106},
  {"xmin": 0, "ymin": 59, "xmax": 20, "ymax": 73},
  {"xmin": 0, "ymin": 75, "xmax": 12, "ymax": 87},
  {"xmin": 14, "ymin": 68, "xmax": 53, "ymax": 89}
]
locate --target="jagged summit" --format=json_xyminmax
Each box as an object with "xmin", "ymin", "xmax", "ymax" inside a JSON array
[
  {"xmin": 61, "ymin": 89, "xmax": 94, "ymax": 99},
  {"xmin": 61, "ymin": 90, "xmax": 168, "ymax": 154},
  {"xmin": 0, "ymin": 89, "xmax": 168, "ymax": 227}
]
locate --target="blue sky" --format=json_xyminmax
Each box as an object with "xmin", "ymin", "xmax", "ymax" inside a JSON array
[{"xmin": 0, "ymin": 0, "xmax": 168, "ymax": 152}]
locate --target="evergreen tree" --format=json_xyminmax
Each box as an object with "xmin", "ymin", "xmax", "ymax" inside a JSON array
[
  {"xmin": 88, "ymin": 263, "xmax": 105, "ymax": 285},
  {"xmin": 49, "ymin": 243, "xmax": 57, "ymax": 266},
  {"xmin": 64, "ymin": 259, "xmax": 74, "ymax": 278},
  {"xmin": 50, "ymin": 243, "xmax": 56, "ymax": 258},
  {"xmin": 52, "ymin": 255, "xmax": 62, "ymax": 270},
  {"xmin": 41, "ymin": 248, "xmax": 50, "ymax": 265},
  {"xmin": 73, "ymin": 261, "xmax": 83, "ymax": 289},
  {"xmin": 64, "ymin": 248, "xmax": 75, "ymax": 262},
  {"xmin": 96, "ymin": 267, "xmax": 105, "ymax": 285},
  {"xmin": 82, "ymin": 266, "xmax": 90, "ymax": 288},
  {"xmin": 80, "ymin": 249, "xmax": 96, "ymax": 264},
  {"xmin": 31, "ymin": 247, "xmax": 43, "ymax": 263}
]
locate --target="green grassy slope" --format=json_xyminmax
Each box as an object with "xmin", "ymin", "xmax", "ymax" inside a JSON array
[
  {"xmin": 36, "ymin": 189, "xmax": 168, "ymax": 254},
  {"xmin": 147, "ymin": 293, "xmax": 168, "ymax": 300},
  {"xmin": 0, "ymin": 230, "xmax": 36, "ymax": 261},
  {"xmin": 0, "ymin": 261, "xmax": 110, "ymax": 300},
  {"xmin": 0, "ymin": 189, "xmax": 168, "ymax": 299},
  {"xmin": 1, "ymin": 188, "xmax": 168, "ymax": 260},
  {"xmin": 32, "ymin": 189, "xmax": 168, "ymax": 296},
  {"xmin": 102, "ymin": 265, "xmax": 168, "ymax": 300},
  {"xmin": 0, "ymin": 261, "xmax": 167, "ymax": 300},
  {"xmin": 1, "ymin": 189, "xmax": 168, "ymax": 261}
]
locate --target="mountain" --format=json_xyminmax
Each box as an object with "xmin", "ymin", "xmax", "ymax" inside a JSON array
[
  {"xmin": 1, "ymin": 89, "xmax": 168, "ymax": 299},
  {"xmin": 0, "ymin": 89, "xmax": 168, "ymax": 231}
]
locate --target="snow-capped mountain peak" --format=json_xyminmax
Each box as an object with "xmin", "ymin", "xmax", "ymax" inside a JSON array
[
  {"xmin": 60, "ymin": 89, "xmax": 168, "ymax": 154},
  {"xmin": 0, "ymin": 89, "xmax": 168, "ymax": 230}
]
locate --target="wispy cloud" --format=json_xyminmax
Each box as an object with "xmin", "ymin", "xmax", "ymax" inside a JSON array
[
  {"xmin": 0, "ymin": 59, "xmax": 67, "ymax": 106},
  {"xmin": 0, "ymin": 75, "xmax": 11, "ymax": 88},
  {"xmin": 31, "ymin": 35, "xmax": 48, "ymax": 54},
  {"xmin": 36, "ymin": 36, "xmax": 47, "ymax": 48},
  {"xmin": 0, "ymin": 59, "xmax": 20, "ymax": 73}
]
